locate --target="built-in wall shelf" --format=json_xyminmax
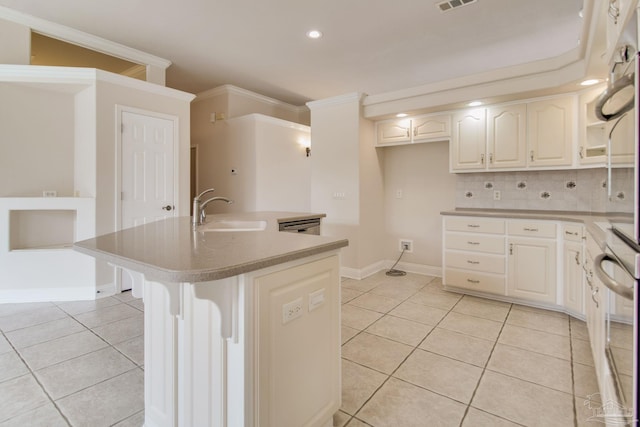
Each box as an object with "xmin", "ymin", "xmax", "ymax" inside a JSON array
[{"xmin": 0, "ymin": 197, "xmax": 96, "ymax": 302}]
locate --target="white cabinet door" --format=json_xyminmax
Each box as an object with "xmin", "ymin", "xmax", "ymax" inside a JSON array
[
  {"xmin": 450, "ymin": 108, "xmax": 486, "ymax": 171},
  {"xmin": 376, "ymin": 119, "xmax": 411, "ymax": 145},
  {"xmin": 507, "ymin": 237, "xmax": 557, "ymax": 304},
  {"xmin": 412, "ymin": 113, "xmax": 451, "ymax": 142},
  {"xmin": 487, "ymin": 103, "xmax": 527, "ymax": 169},
  {"xmin": 527, "ymin": 97, "xmax": 574, "ymax": 167},
  {"xmin": 563, "ymin": 240, "xmax": 584, "ymax": 314}
]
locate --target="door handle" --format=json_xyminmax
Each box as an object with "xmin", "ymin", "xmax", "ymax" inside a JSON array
[{"xmin": 162, "ymin": 205, "xmax": 174, "ymax": 211}]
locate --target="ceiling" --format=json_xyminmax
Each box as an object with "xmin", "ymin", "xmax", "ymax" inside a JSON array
[{"xmin": 0, "ymin": 0, "xmax": 591, "ymax": 106}]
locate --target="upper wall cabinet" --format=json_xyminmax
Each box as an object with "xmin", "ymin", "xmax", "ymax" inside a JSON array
[
  {"xmin": 450, "ymin": 108, "xmax": 486, "ymax": 170},
  {"xmin": 487, "ymin": 103, "xmax": 527, "ymax": 169},
  {"xmin": 527, "ymin": 97, "xmax": 575, "ymax": 167},
  {"xmin": 604, "ymin": 0, "xmax": 638, "ymax": 64},
  {"xmin": 376, "ymin": 119, "xmax": 411, "ymax": 145},
  {"xmin": 450, "ymin": 95, "xmax": 576, "ymax": 172},
  {"xmin": 376, "ymin": 113, "xmax": 450, "ymax": 146}
]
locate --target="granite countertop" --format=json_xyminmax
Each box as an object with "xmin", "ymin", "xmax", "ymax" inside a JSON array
[
  {"xmin": 74, "ymin": 212, "xmax": 347, "ymax": 283},
  {"xmin": 440, "ymin": 208, "xmax": 629, "ymax": 250}
]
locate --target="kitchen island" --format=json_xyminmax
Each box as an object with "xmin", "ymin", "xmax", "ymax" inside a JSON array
[{"xmin": 74, "ymin": 213, "xmax": 348, "ymax": 427}]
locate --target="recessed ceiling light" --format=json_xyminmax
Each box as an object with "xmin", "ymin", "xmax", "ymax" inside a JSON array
[
  {"xmin": 396, "ymin": 113, "xmax": 408, "ymax": 118},
  {"xmin": 306, "ymin": 30, "xmax": 323, "ymax": 39},
  {"xmin": 580, "ymin": 79, "xmax": 600, "ymax": 86},
  {"xmin": 468, "ymin": 101, "xmax": 482, "ymax": 107}
]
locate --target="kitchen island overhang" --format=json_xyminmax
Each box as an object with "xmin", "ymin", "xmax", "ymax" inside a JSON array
[{"xmin": 74, "ymin": 214, "xmax": 348, "ymax": 427}]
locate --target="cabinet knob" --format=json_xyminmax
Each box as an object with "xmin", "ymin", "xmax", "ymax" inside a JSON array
[
  {"xmin": 509, "ymin": 243, "xmax": 513, "ymax": 255},
  {"xmin": 480, "ymin": 153, "xmax": 485, "ymax": 164},
  {"xmin": 530, "ymin": 150, "xmax": 534, "ymax": 161},
  {"xmin": 489, "ymin": 153, "xmax": 493, "ymax": 163}
]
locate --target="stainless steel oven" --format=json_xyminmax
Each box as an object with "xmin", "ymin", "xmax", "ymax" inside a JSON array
[
  {"xmin": 593, "ymin": 15, "xmax": 639, "ymax": 424},
  {"xmin": 595, "ymin": 239, "xmax": 637, "ymax": 424}
]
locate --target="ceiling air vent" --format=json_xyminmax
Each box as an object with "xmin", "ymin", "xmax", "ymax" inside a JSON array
[{"xmin": 437, "ymin": 0, "xmax": 477, "ymax": 12}]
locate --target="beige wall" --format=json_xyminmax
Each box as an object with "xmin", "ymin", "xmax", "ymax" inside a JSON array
[
  {"xmin": 94, "ymin": 80, "xmax": 192, "ymax": 235},
  {"xmin": 308, "ymin": 94, "xmax": 386, "ymax": 272},
  {"xmin": 0, "ymin": 83, "xmax": 75, "ymax": 196},
  {"xmin": 0, "ymin": 18, "xmax": 30, "ymax": 64},
  {"xmin": 191, "ymin": 86, "xmax": 310, "ymax": 214},
  {"xmin": 357, "ymin": 115, "xmax": 386, "ymax": 269},
  {"xmin": 383, "ymin": 141, "xmax": 457, "ymax": 268}
]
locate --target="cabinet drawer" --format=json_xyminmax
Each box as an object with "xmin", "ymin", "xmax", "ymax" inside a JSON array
[
  {"xmin": 508, "ymin": 220, "xmax": 556, "ymax": 238},
  {"xmin": 445, "ymin": 217, "xmax": 505, "ymax": 234},
  {"xmin": 444, "ymin": 268, "xmax": 506, "ymax": 295},
  {"xmin": 445, "ymin": 251, "xmax": 505, "ymax": 274},
  {"xmin": 445, "ymin": 233, "xmax": 505, "ymax": 254},
  {"xmin": 562, "ymin": 224, "xmax": 584, "ymax": 242}
]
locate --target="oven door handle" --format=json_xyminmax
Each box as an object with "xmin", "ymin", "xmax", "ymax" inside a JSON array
[{"xmin": 594, "ymin": 253, "xmax": 635, "ymax": 301}]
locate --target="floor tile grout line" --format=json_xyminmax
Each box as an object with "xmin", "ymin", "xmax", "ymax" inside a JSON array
[
  {"xmin": 458, "ymin": 302, "xmax": 516, "ymax": 427},
  {"xmin": 339, "ymin": 277, "xmax": 441, "ymax": 423},
  {"xmin": 0, "ymin": 327, "xmax": 73, "ymax": 426},
  {"xmin": 344, "ymin": 279, "xmax": 464, "ymax": 424},
  {"xmin": 1, "ymin": 306, "xmax": 143, "ymax": 426},
  {"xmin": 340, "ymin": 278, "xmax": 434, "ymax": 347}
]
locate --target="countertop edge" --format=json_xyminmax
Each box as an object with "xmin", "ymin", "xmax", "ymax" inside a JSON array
[{"xmin": 75, "ymin": 236, "xmax": 348, "ymax": 283}]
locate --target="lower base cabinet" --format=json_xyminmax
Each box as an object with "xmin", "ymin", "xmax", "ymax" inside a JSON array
[{"xmin": 507, "ymin": 237, "xmax": 557, "ymax": 304}]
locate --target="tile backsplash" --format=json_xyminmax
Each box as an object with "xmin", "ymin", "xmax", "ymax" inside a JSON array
[{"xmin": 455, "ymin": 168, "xmax": 633, "ymax": 214}]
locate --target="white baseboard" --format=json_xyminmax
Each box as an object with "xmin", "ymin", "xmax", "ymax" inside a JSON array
[
  {"xmin": 341, "ymin": 260, "xmax": 442, "ymax": 280},
  {"xmin": 0, "ymin": 286, "xmax": 97, "ymax": 303}
]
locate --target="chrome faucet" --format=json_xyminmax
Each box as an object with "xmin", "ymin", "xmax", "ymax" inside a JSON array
[{"xmin": 192, "ymin": 188, "xmax": 233, "ymax": 226}]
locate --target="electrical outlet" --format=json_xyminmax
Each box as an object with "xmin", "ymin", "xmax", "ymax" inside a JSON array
[
  {"xmin": 396, "ymin": 189, "xmax": 403, "ymax": 199},
  {"xmin": 282, "ymin": 297, "xmax": 303, "ymax": 324},
  {"xmin": 493, "ymin": 190, "xmax": 501, "ymax": 200},
  {"xmin": 399, "ymin": 239, "xmax": 413, "ymax": 252}
]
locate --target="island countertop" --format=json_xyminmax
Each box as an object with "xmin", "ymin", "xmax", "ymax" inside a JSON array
[{"xmin": 74, "ymin": 212, "xmax": 348, "ymax": 283}]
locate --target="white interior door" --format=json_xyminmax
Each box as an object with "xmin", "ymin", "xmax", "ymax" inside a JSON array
[
  {"xmin": 120, "ymin": 110, "xmax": 176, "ymax": 290},
  {"xmin": 121, "ymin": 111, "xmax": 176, "ymax": 228}
]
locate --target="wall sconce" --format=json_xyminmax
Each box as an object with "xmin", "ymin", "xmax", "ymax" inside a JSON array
[
  {"xmin": 305, "ymin": 147, "xmax": 311, "ymax": 157},
  {"xmin": 209, "ymin": 112, "xmax": 226, "ymax": 123}
]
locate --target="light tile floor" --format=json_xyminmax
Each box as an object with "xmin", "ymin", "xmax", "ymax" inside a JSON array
[
  {"xmin": 0, "ymin": 273, "xmax": 602, "ymax": 426},
  {"xmin": 0, "ymin": 291, "xmax": 144, "ymax": 426},
  {"xmin": 336, "ymin": 272, "xmax": 602, "ymax": 427}
]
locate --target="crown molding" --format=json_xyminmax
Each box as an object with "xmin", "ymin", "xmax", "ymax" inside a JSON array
[
  {"xmin": 306, "ymin": 92, "xmax": 365, "ymax": 110},
  {"xmin": 0, "ymin": 64, "xmax": 195, "ymax": 101},
  {"xmin": 194, "ymin": 84, "xmax": 308, "ymax": 113},
  {"xmin": 0, "ymin": 6, "xmax": 171, "ymax": 69}
]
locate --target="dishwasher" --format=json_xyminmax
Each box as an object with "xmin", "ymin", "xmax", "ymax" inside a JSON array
[{"xmin": 278, "ymin": 218, "xmax": 321, "ymax": 235}]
